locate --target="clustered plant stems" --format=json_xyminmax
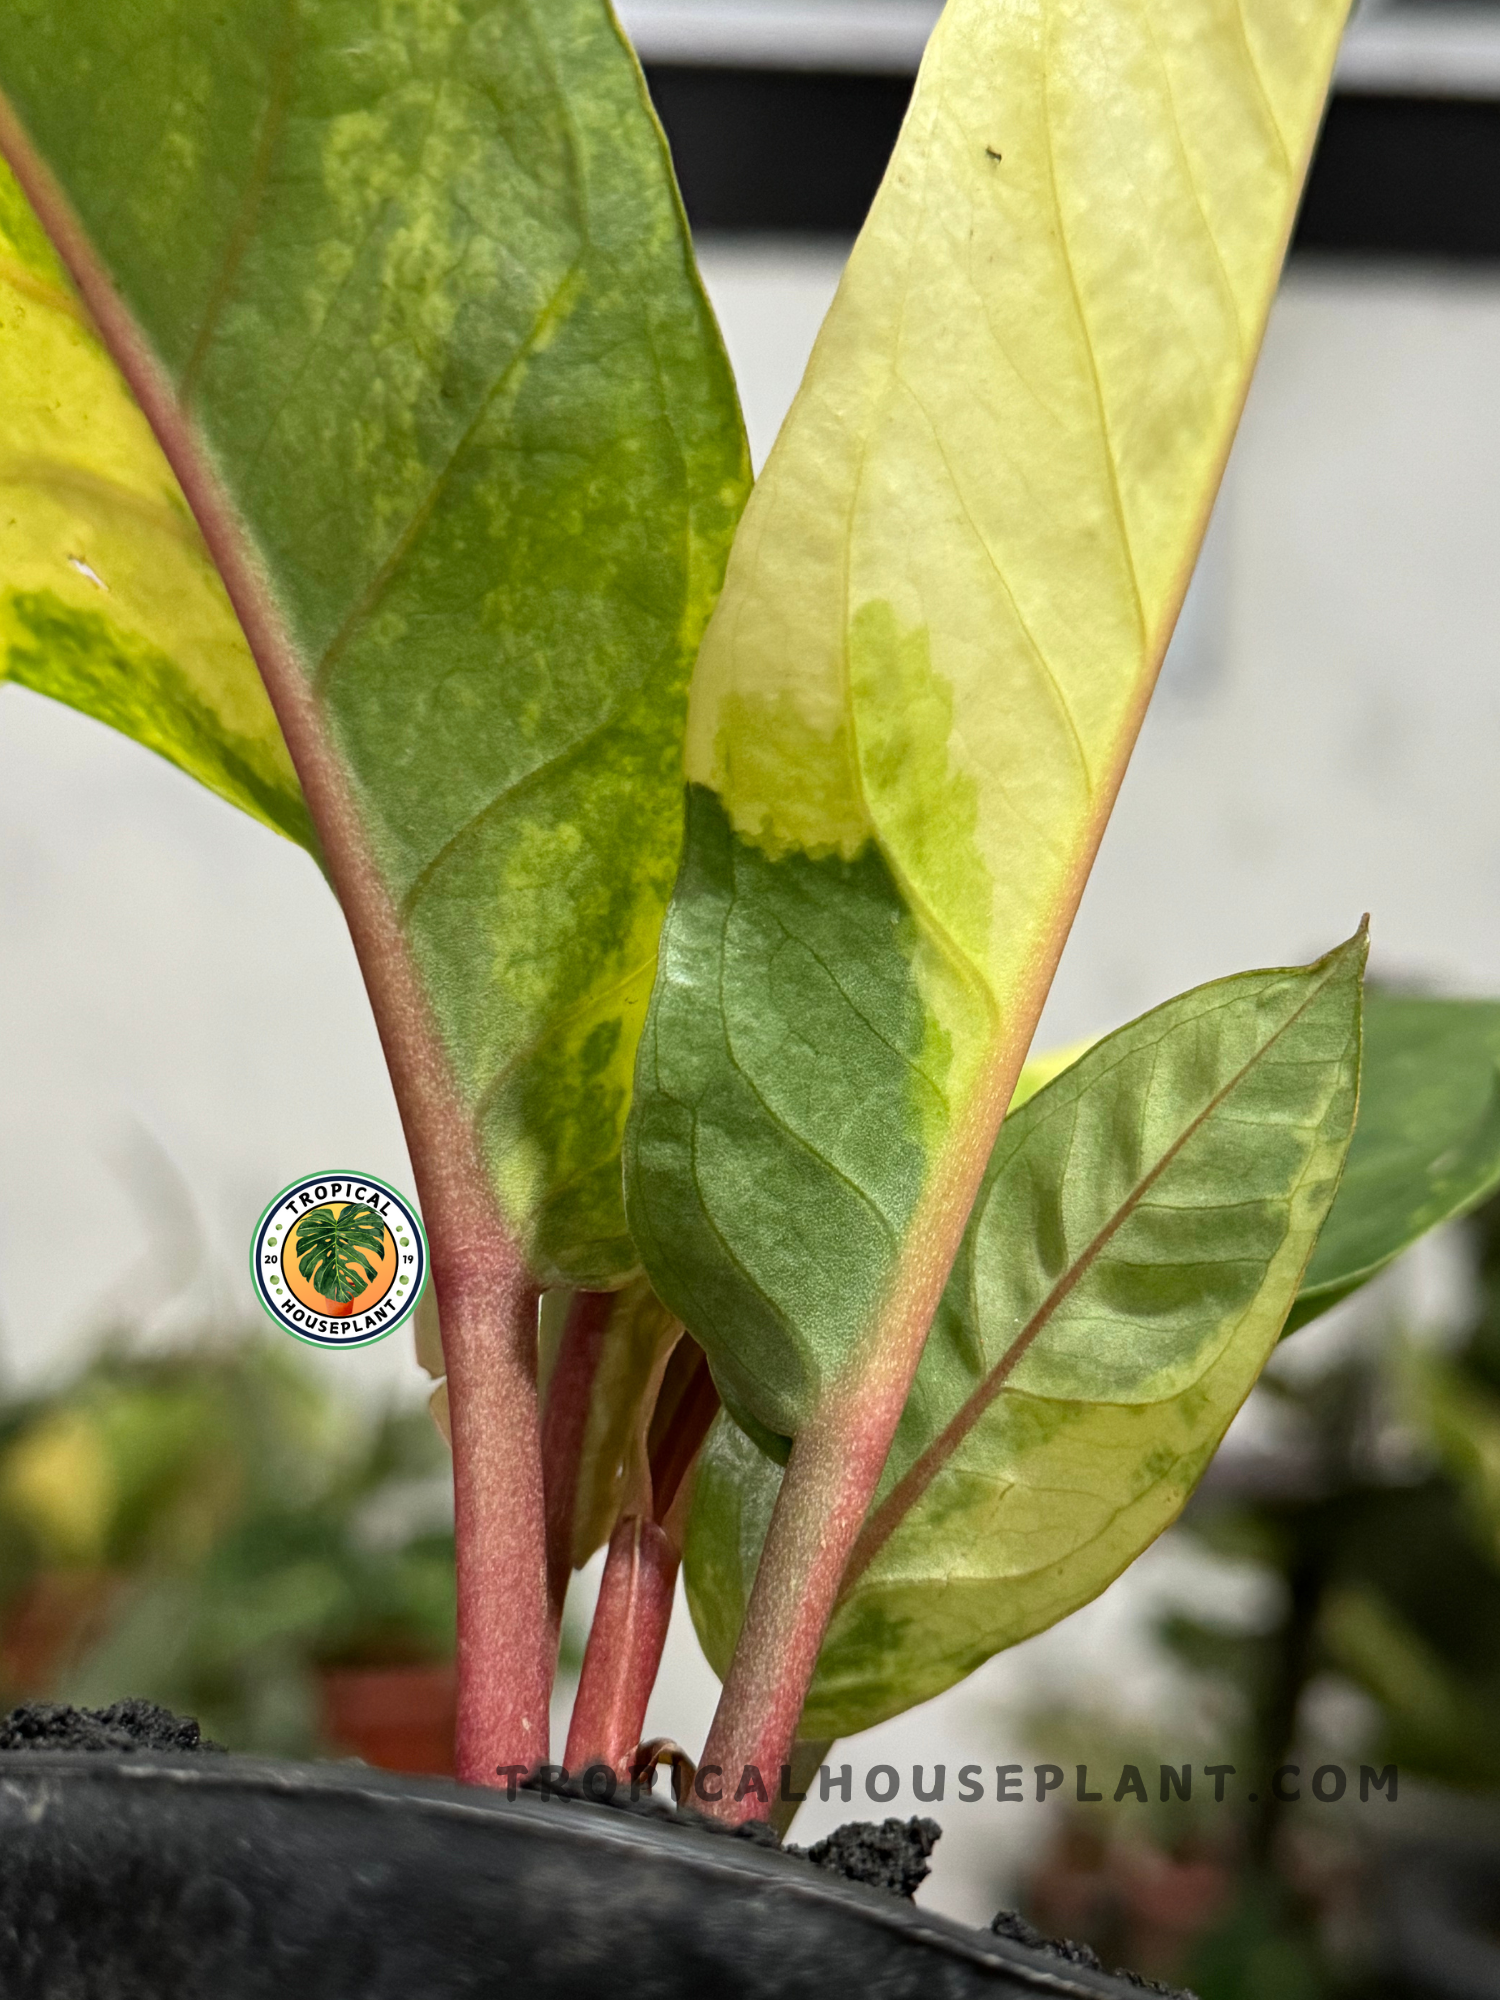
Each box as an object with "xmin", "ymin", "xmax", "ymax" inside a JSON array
[
  {"xmin": 0, "ymin": 154, "xmax": 1315, "ymax": 1827},
  {"xmin": 3, "ymin": 5, "xmax": 1375, "ymax": 1833},
  {"xmin": 12, "ymin": 4, "xmax": 1488, "ymax": 1917}
]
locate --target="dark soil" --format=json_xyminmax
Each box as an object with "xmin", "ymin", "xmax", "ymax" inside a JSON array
[
  {"xmin": 796, "ymin": 1816, "xmax": 941, "ymax": 1898},
  {"xmin": 0, "ymin": 1699, "xmax": 222, "ymax": 1756},
  {"xmin": 990, "ymin": 1911, "xmax": 1192, "ymax": 1998}
]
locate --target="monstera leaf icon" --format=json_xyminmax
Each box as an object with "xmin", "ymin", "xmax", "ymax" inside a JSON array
[{"xmin": 294, "ymin": 1204, "xmax": 387, "ymax": 1306}]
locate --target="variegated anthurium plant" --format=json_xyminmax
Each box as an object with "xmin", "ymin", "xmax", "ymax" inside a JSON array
[{"xmin": 5, "ymin": 0, "xmax": 1500, "ymax": 1821}]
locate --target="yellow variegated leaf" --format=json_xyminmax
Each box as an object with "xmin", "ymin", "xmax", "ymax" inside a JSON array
[
  {"xmin": 627, "ymin": 0, "xmax": 1350, "ymax": 1791},
  {"xmin": 689, "ymin": 0, "xmax": 1343, "ymax": 929},
  {"xmin": 0, "ymin": 159, "xmax": 311, "ymax": 849},
  {"xmin": 628, "ymin": 0, "xmax": 1350, "ymax": 1438}
]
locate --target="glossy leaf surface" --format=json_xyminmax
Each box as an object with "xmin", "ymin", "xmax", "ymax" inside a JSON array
[
  {"xmin": 0, "ymin": 159, "xmax": 311, "ymax": 848},
  {"xmin": 0, "ymin": 0, "xmax": 749, "ymax": 1286},
  {"xmin": 686, "ymin": 936, "xmax": 1364, "ymax": 1735},
  {"xmin": 627, "ymin": 0, "xmax": 1351, "ymax": 1435},
  {"xmin": 1288, "ymin": 994, "xmax": 1500, "ymax": 1332}
]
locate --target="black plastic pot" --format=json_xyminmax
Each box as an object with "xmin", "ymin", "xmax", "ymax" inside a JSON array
[{"xmin": 0, "ymin": 1753, "xmax": 1181, "ymax": 1998}]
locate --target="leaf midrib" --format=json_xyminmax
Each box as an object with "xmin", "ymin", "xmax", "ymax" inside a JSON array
[
  {"xmin": 314, "ymin": 253, "xmax": 588, "ymax": 700},
  {"xmin": 837, "ymin": 961, "xmax": 1347, "ymax": 1597}
]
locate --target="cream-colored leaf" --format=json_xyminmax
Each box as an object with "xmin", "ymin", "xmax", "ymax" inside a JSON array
[{"xmin": 687, "ymin": 0, "xmax": 1346, "ymax": 1050}]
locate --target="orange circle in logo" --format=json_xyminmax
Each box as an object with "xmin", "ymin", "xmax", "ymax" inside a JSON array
[
  {"xmin": 251, "ymin": 1173, "xmax": 427, "ymax": 1349},
  {"xmin": 282, "ymin": 1202, "xmax": 400, "ymax": 1318}
]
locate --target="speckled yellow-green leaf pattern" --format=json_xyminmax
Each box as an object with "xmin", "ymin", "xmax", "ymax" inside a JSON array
[
  {"xmin": 685, "ymin": 937, "xmax": 1364, "ymax": 1734},
  {"xmin": 1, "ymin": 0, "xmax": 750, "ymax": 1285},
  {"xmin": 0, "ymin": 159, "xmax": 311, "ymax": 847}
]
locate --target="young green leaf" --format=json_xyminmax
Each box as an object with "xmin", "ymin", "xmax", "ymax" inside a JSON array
[
  {"xmin": 1000, "ymin": 997, "xmax": 1500, "ymax": 1339},
  {"xmin": 1287, "ymin": 994, "xmax": 1500, "ymax": 1333},
  {"xmin": 0, "ymin": 160, "xmax": 312, "ymax": 850},
  {"xmin": 293, "ymin": 1204, "xmax": 387, "ymax": 1308},
  {"xmin": 0, "ymin": 0, "xmax": 748, "ymax": 1291},
  {"xmin": 686, "ymin": 934, "xmax": 1365, "ymax": 1737},
  {"xmin": 627, "ymin": 0, "xmax": 1351, "ymax": 1798}
]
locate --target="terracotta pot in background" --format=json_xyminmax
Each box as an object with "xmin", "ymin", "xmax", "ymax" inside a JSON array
[
  {"xmin": 0, "ymin": 1570, "xmax": 125, "ymax": 1697},
  {"xmin": 1026, "ymin": 1824, "xmax": 1233, "ymax": 1983},
  {"xmin": 318, "ymin": 1661, "xmax": 455, "ymax": 1776}
]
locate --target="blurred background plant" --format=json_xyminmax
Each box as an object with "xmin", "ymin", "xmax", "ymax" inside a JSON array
[
  {"xmin": 0, "ymin": 1323, "xmax": 459, "ymax": 1770},
  {"xmin": 1006, "ymin": 1193, "xmax": 1500, "ymax": 1998}
]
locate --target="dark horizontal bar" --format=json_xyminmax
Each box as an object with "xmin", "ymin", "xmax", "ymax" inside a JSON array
[
  {"xmin": 643, "ymin": 64, "xmax": 1500, "ymax": 257},
  {"xmin": 1297, "ymin": 93, "xmax": 1500, "ymax": 257}
]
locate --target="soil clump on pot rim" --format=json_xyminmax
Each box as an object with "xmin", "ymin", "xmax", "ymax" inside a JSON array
[{"xmin": 0, "ymin": 1697, "xmax": 223, "ymax": 1757}]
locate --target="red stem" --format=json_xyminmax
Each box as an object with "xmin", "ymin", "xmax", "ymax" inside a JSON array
[
  {"xmin": 695, "ymin": 1076, "xmax": 1014, "ymax": 1824},
  {"xmin": 444, "ymin": 1262, "xmax": 549, "ymax": 1785},
  {"xmin": 695, "ymin": 1384, "xmax": 897, "ymax": 1820},
  {"xmin": 564, "ymin": 1515, "xmax": 678, "ymax": 1773},
  {"xmin": 0, "ymin": 100, "xmax": 554, "ymax": 1785},
  {"xmin": 563, "ymin": 1339, "xmax": 720, "ymax": 1771},
  {"xmin": 541, "ymin": 1290, "xmax": 616, "ymax": 1657}
]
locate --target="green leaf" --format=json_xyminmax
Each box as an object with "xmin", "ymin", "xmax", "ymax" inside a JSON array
[
  {"xmin": 1320, "ymin": 1583, "xmax": 1483, "ymax": 1778},
  {"xmin": 686, "ymin": 934, "xmax": 1365, "ymax": 1737},
  {"xmin": 1287, "ymin": 994, "xmax": 1500, "ymax": 1333},
  {"xmin": 0, "ymin": 0, "xmax": 749, "ymax": 1286},
  {"xmin": 1412, "ymin": 1346, "xmax": 1500, "ymax": 1562},
  {"xmin": 626, "ymin": 0, "xmax": 1351, "ymax": 1436},
  {"xmin": 1010, "ymin": 997, "xmax": 1500, "ymax": 1340},
  {"xmin": 294, "ymin": 1203, "xmax": 388, "ymax": 1307},
  {"xmin": 0, "ymin": 159, "xmax": 312, "ymax": 850}
]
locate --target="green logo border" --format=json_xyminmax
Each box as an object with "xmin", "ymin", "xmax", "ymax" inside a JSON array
[{"xmin": 250, "ymin": 1170, "xmax": 428, "ymax": 1349}]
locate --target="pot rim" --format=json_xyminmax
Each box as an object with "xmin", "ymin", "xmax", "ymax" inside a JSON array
[{"xmin": 0, "ymin": 1751, "xmax": 1146, "ymax": 1998}]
